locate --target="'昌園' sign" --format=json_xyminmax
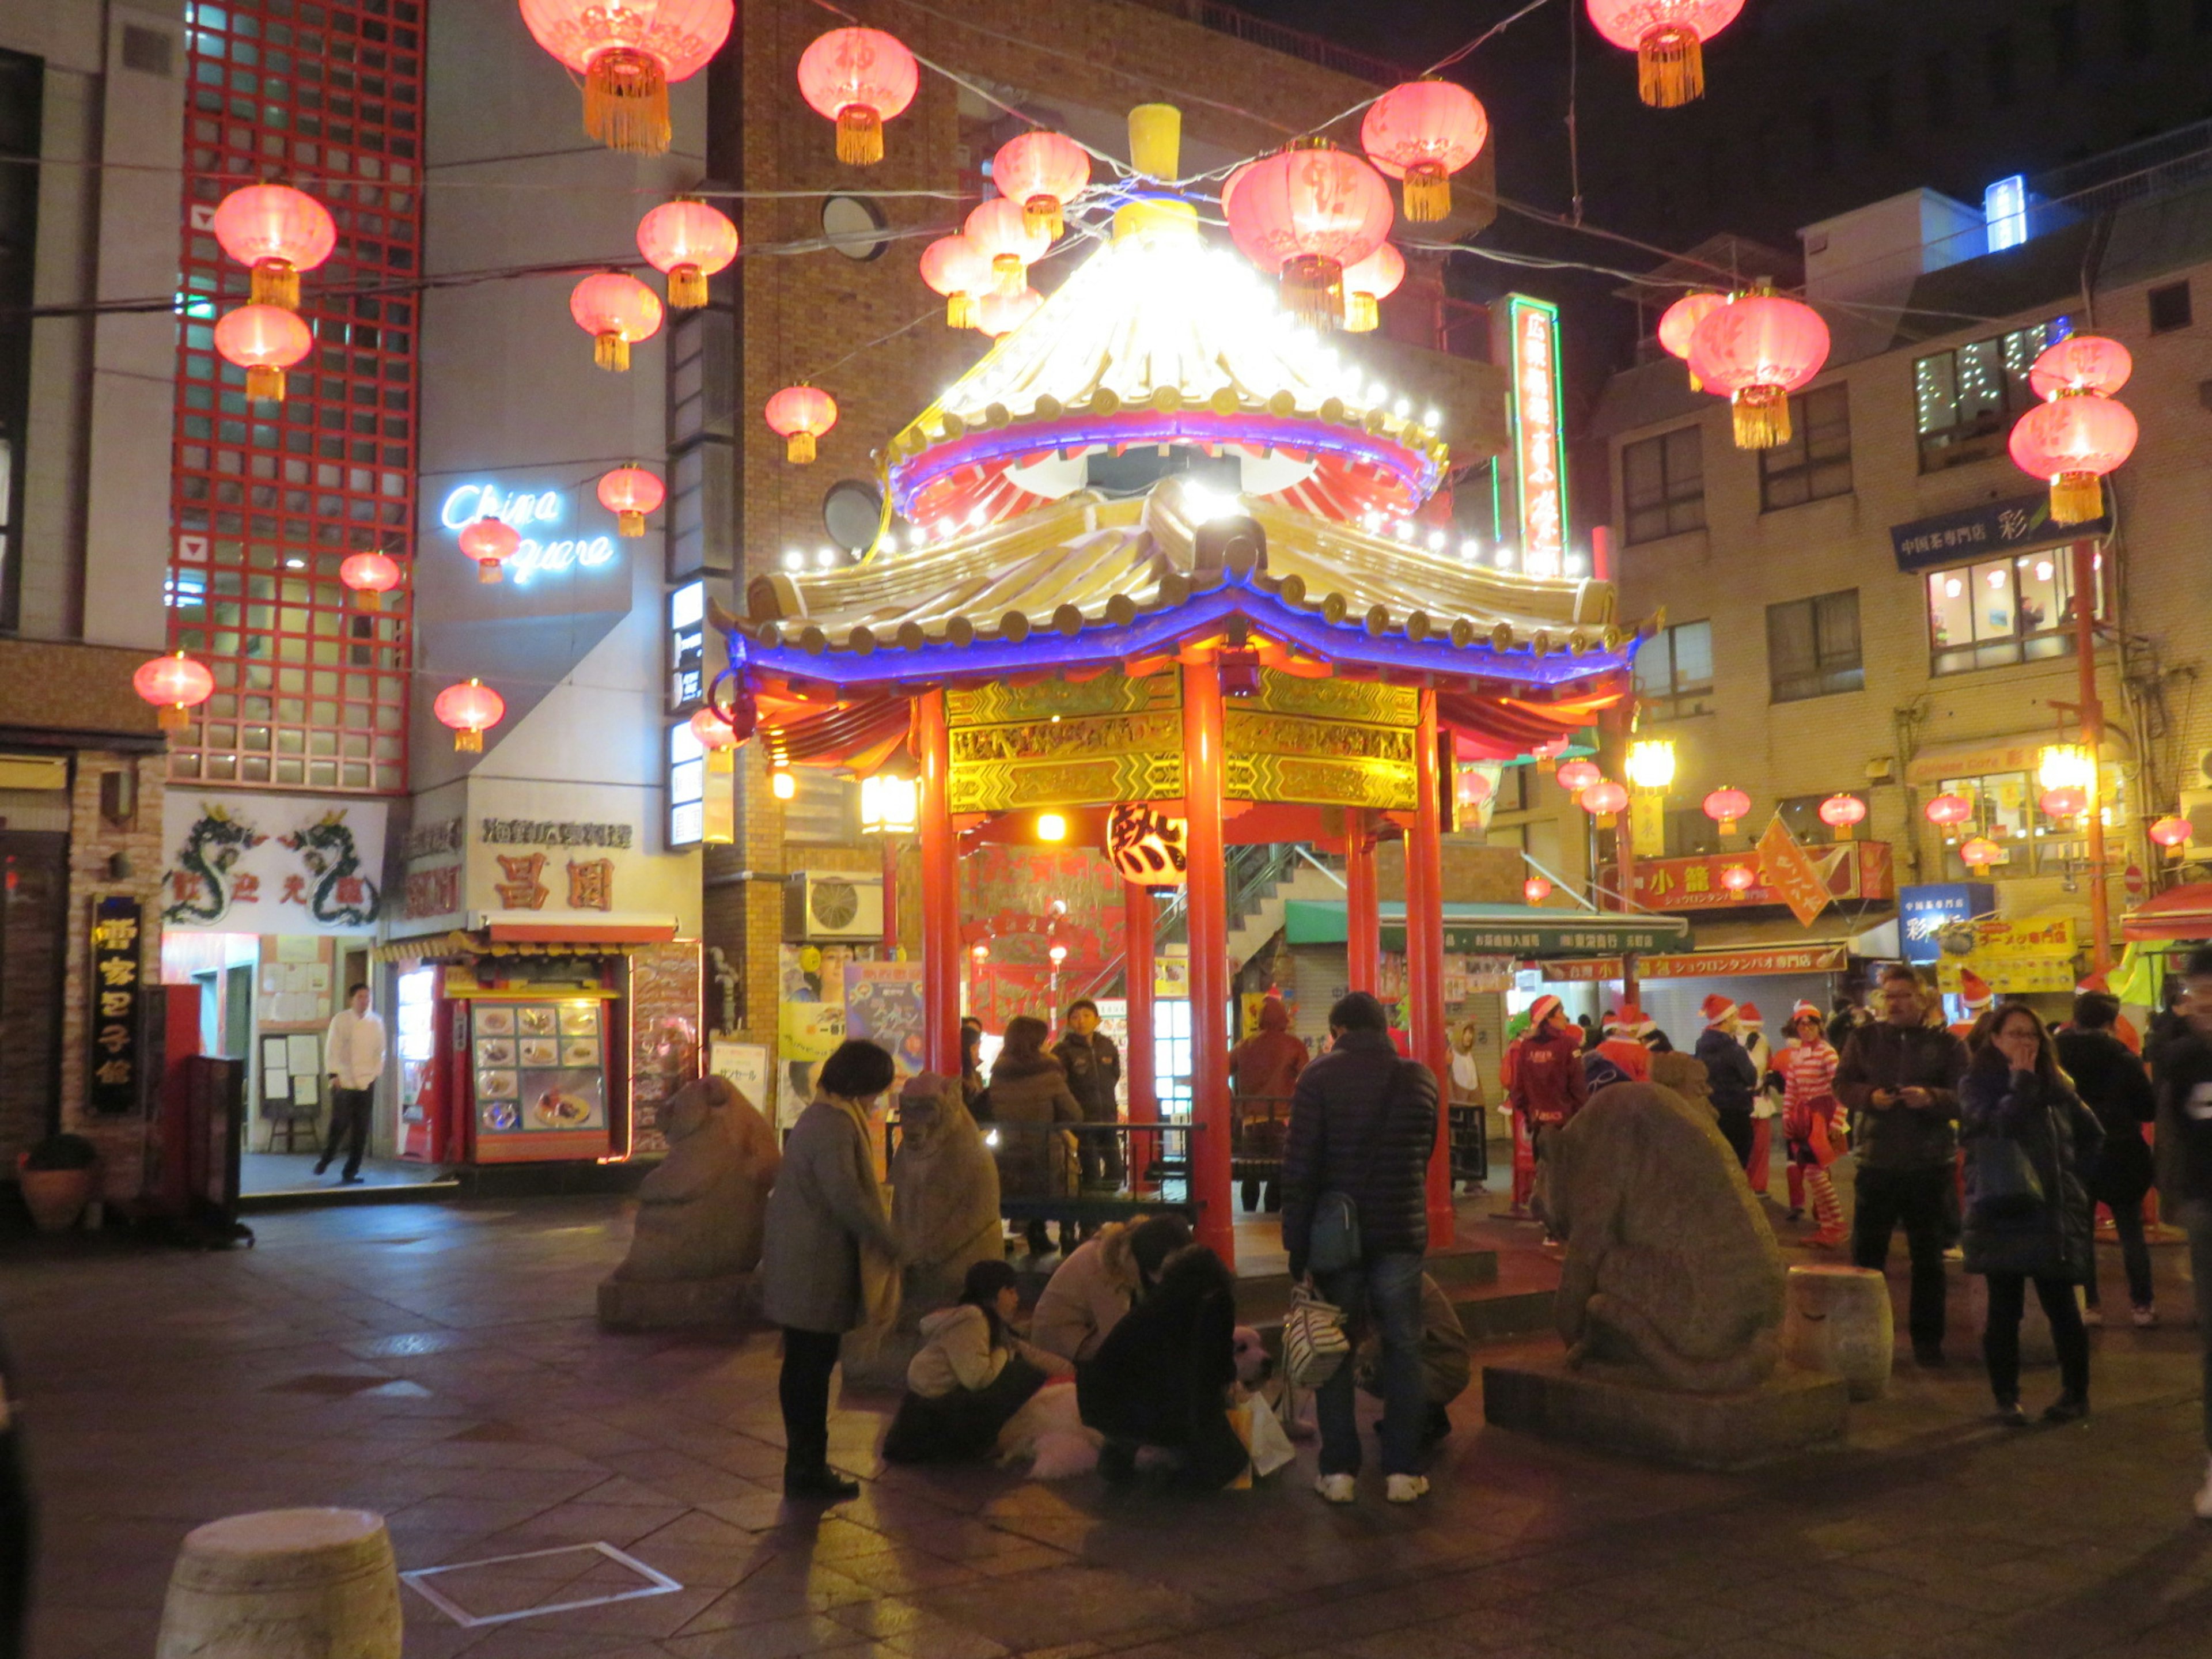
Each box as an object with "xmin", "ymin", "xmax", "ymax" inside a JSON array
[{"xmin": 438, "ymin": 481, "xmax": 618, "ymax": 586}]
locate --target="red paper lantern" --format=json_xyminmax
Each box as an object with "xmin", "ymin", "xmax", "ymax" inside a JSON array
[
  {"xmin": 1579, "ymin": 778, "xmax": 1628, "ymax": 817},
  {"xmin": 993, "ymin": 131, "xmax": 1090, "ymax": 240},
  {"xmin": 766, "ymin": 385, "xmax": 837, "ymax": 464},
  {"xmin": 965, "ymin": 198, "xmax": 1050, "ymax": 296},
  {"xmin": 1341, "ymin": 243, "xmax": 1404, "ymax": 333},
  {"xmin": 2029, "ymin": 333, "xmax": 2132, "ymax": 402},
  {"xmin": 637, "ymin": 199, "xmax": 738, "ymax": 309},
  {"xmin": 1222, "ymin": 140, "xmax": 1395, "ymax": 325},
  {"xmin": 688, "ymin": 705, "xmax": 743, "ymax": 751},
  {"xmin": 797, "ymin": 26, "xmax": 919, "ymax": 166},
  {"xmin": 1959, "ymin": 836, "xmax": 2003, "ymax": 868},
  {"xmin": 1658, "ymin": 291, "xmax": 1725, "ymax": 388},
  {"xmin": 971, "ymin": 941, "xmax": 991, "ymax": 964},
  {"xmin": 1719, "ymin": 863, "xmax": 1755, "ymax": 893},
  {"xmin": 1688, "ymin": 288, "xmax": 1831, "ymax": 449},
  {"xmin": 1456, "ymin": 768, "xmax": 1494, "ymax": 808},
  {"xmin": 1703, "ymin": 786, "xmax": 1751, "ymax": 834},
  {"xmin": 2039, "ymin": 786, "xmax": 2087, "ymax": 819},
  {"xmin": 134, "ymin": 651, "xmax": 215, "ymax": 733},
  {"xmin": 570, "ymin": 272, "xmax": 662, "ymax": 372},
  {"xmin": 1818, "ymin": 793, "xmax": 1868, "ymax": 836},
  {"xmin": 1925, "ymin": 792, "xmax": 1974, "ymax": 827},
  {"xmin": 1359, "ymin": 79, "xmax": 1488, "ymax": 222},
  {"xmin": 920, "ymin": 235, "xmax": 993, "ymax": 328},
  {"xmin": 2151, "ymin": 815, "xmax": 2193, "ymax": 854},
  {"xmin": 211, "ymin": 183, "xmax": 336, "ymax": 309},
  {"xmin": 597, "ymin": 466, "xmax": 665, "ymax": 537},
  {"xmin": 2010, "ymin": 384, "xmax": 2138, "ymax": 527},
  {"xmin": 1524, "ymin": 875, "xmax": 1554, "ymax": 905},
  {"xmin": 1556, "ymin": 758, "xmax": 1601, "ymax": 793},
  {"xmin": 520, "ymin": 0, "xmax": 732, "ymax": 156},
  {"xmin": 434, "ymin": 678, "xmax": 505, "ymax": 753},
  {"xmin": 214, "ymin": 304, "xmax": 313, "ymax": 403},
  {"xmin": 460, "ymin": 516, "xmax": 520, "ymax": 584},
  {"xmin": 976, "ymin": 285, "xmax": 1042, "ymax": 338},
  {"xmin": 339, "ymin": 550, "xmax": 401, "ymax": 610},
  {"xmin": 1586, "ymin": 0, "xmax": 1745, "ymax": 107}
]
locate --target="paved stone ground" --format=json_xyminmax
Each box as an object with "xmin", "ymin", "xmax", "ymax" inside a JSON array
[{"xmin": 8, "ymin": 1195, "xmax": 2212, "ymax": 1659}]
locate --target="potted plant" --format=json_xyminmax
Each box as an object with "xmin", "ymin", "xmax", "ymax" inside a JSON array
[{"xmin": 17, "ymin": 1132, "xmax": 99, "ymax": 1233}]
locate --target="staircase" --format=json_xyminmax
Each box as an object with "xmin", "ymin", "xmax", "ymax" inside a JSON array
[{"xmin": 1226, "ymin": 845, "xmax": 1344, "ymax": 971}]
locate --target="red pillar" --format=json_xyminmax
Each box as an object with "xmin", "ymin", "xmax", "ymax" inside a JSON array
[
  {"xmin": 1344, "ymin": 808, "xmax": 1378, "ymax": 995},
  {"xmin": 1182, "ymin": 660, "xmax": 1234, "ymax": 1267},
  {"xmin": 1408, "ymin": 689, "xmax": 1454, "ymax": 1248},
  {"xmin": 918, "ymin": 689, "xmax": 960, "ymax": 1074},
  {"xmin": 1124, "ymin": 881, "xmax": 1158, "ymax": 1191},
  {"xmin": 2073, "ymin": 539, "xmax": 2113, "ymax": 974}
]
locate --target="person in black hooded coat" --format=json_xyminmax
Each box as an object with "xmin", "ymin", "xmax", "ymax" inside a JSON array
[
  {"xmin": 2056, "ymin": 990, "xmax": 2158, "ymax": 1323},
  {"xmin": 1074, "ymin": 1243, "xmax": 1245, "ymax": 1488}
]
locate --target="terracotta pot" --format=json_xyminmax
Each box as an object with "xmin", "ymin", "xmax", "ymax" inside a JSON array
[{"xmin": 16, "ymin": 1158, "xmax": 94, "ymax": 1233}]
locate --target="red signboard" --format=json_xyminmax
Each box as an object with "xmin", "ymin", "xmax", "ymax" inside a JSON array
[
  {"xmin": 1544, "ymin": 944, "xmax": 1851, "ymax": 983},
  {"xmin": 1633, "ymin": 839, "xmax": 1893, "ymax": 915}
]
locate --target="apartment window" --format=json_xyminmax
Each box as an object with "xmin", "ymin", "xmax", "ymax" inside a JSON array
[
  {"xmin": 1933, "ymin": 767, "xmax": 2129, "ymax": 877},
  {"xmin": 1759, "ymin": 384, "xmax": 1853, "ymax": 510},
  {"xmin": 1777, "ymin": 791, "xmax": 1864, "ymax": 847},
  {"xmin": 1914, "ymin": 316, "xmax": 2071, "ymax": 471},
  {"xmin": 1986, "ymin": 28, "xmax": 2017, "ymax": 106},
  {"xmin": 1925, "ymin": 547, "xmax": 2105, "ymax": 675},
  {"xmin": 1767, "ymin": 591, "xmax": 1863, "ymax": 703},
  {"xmin": 1665, "ymin": 808, "xmax": 1720, "ymax": 858},
  {"xmin": 1622, "ymin": 426, "xmax": 1705, "ymax": 543},
  {"xmin": 1924, "ymin": 50, "xmax": 1953, "ymax": 129},
  {"xmin": 1634, "ymin": 619, "xmax": 1714, "ymax": 721},
  {"xmin": 2150, "ymin": 280, "xmax": 2194, "ymax": 334}
]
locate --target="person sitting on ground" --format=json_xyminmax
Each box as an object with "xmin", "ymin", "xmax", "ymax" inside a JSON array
[
  {"xmin": 1031, "ymin": 1213, "xmax": 1192, "ymax": 1364},
  {"xmin": 882, "ymin": 1260, "xmax": 1073, "ymax": 1464},
  {"xmin": 1354, "ymin": 1272, "xmax": 1471, "ymax": 1449},
  {"xmin": 1075, "ymin": 1242, "xmax": 1248, "ymax": 1488},
  {"xmin": 990, "ymin": 1014, "xmax": 1085, "ymax": 1257},
  {"xmin": 2056, "ymin": 989, "xmax": 2158, "ymax": 1329}
]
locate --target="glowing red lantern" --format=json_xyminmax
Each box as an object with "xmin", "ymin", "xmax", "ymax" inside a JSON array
[
  {"xmin": 689, "ymin": 706, "xmax": 744, "ymax": 776},
  {"xmin": 434, "ymin": 678, "xmax": 505, "ymax": 753},
  {"xmin": 1341, "ymin": 243, "xmax": 1404, "ymax": 333},
  {"xmin": 797, "ymin": 27, "xmax": 919, "ymax": 166},
  {"xmin": 1702, "ymin": 786, "xmax": 1751, "ymax": 834},
  {"xmin": 1959, "ymin": 836, "xmax": 2003, "ymax": 868},
  {"xmin": 1688, "ymin": 287, "xmax": 1831, "ymax": 449},
  {"xmin": 2151, "ymin": 815, "xmax": 2193, "ymax": 855},
  {"xmin": 971, "ymin": 941, "xmax": 991, "ymax": 964},
  {"xmin": 520, "ymin": 0, "xmax": 732, "ymax": 156},
  {"xmin": 339, "ymin": 550, "xmax": 401, "ymax": 610},
  {"xmin": 1524, "ymin": 875, "xmax": 1554, "ymax": 905},
  {"xmin": 1359, "ymin": 78, "xmax": 1488, "ymax": 222},
  {"xmin": 1556, "ymin": 758, "xmax": 1601, "ymax": 793},
  {"xmin": 1818, "ymin": 794, "xmax": 1867, "ymax": 839},
  {"xmin": 597, "ymin": 466, "xmax": 665, "ymax": 537},
  {"xmin": 211, "ymin": 184, "xmax": 335, "ymax": 309},
  {"xmin": 976, "ymin": 286, "xmax": 1042, "ymax": 338},
  {"xmin": 920, "ymin": 235, "xmax": 993, "ymax": 328},
  {"xmin": 766, "ymin": 385, "xmax": 837, "ymax": 464},
  {"xmin": 965, "ymin": 198, "xmax": 1050, "ymax": 296},
  {"xmin": 2029, "ymin": 334, "xmax": 2132, "ymax": 402},
  {"xmin": 134, "ymin": 652, "xmax": 215, "ymax": 733},
  {"xmin": 570, "ymin": 272, "xmax": 662, "ymax": 372},
  {"xmin": 1222, "ymin": 140, "xmax": 1395, "ymax": 325},
  {"xmin": 1719, "ymin": 863, "xmax": 1755, "ymax": 893},
  {"xmin": 1456, "ymin": 768, "xmax": 1494, "ymax": 808},
  {"xmin": 1586, "ymin": 0, "xmax": 1745, "ymax": 107},
  {"xmin": 1925, "ymin": 792, "xmax": 1973, "ymax": 827},
  {"xmin": 460, "ymin": 516, "xmax": 520, "ymax": 584},
  {"xmin": 214, "ymin": 304, "xmax": 312, "ymax": 402},
  {"xmin": 1658, "ymin": 291, "xmax": 1725, "ymax": 389},
  {"xmin": 637, "ymin": 199, "xmax": 738, "ymax": 309},
  {"xmin": 993, "ymin": 131, "xmax": 1090, "ymax": 240},
  {"xmin": 2039, "ymin": 786, "xmax": 2087, "ymax": 819},
  {"xmin": 1579, "ymin": 778, "xmax": 1629, "ymax": 817},
  {"xmin": 2010, "ymin": 379, "xmax": 2138, "ymax": 527}
]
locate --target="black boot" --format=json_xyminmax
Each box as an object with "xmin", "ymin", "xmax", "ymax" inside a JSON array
[{"xmin": 783, "ymin": 1465, "xmax": 860, "ymax": 1502}]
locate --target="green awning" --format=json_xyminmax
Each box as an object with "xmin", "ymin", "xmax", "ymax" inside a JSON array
[{"xmin": 1283, "ymin": 900, "xmax": 1688, "ymax": 960}]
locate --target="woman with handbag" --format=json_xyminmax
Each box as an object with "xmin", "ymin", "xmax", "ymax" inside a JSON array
[{"xmin": 1960, "ymin": 1003, "xmax": 2104, "ymax": 1426}]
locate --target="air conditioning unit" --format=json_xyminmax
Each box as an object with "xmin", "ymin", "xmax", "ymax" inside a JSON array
[
  {"xmin": 2181, "ymin": 788, "xmax": 2212, "ymax": 848},
  {"xmin": 784, "ymin": 870, "xmax": 884, "ymax": 941}
]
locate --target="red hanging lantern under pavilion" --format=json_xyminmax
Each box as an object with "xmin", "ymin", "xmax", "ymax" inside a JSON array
[
  {"xmin": 1359, "ymin": 79, "xmax": 1488, "ymax": 223},
  {"xmin": 1658, "ymin": 291, "xmax": 1725, "ymax": 389},
  {"xmin": 460, "ymin": 516, "xmax": 520, "ymax": 583},
  {"xmin": 1556, "ymin": 758, "xmax": 1601, "ymax": 793},
  {"xmin": 1222, "ymin": 140, "xmax": 1395, "ymax": 327},
  {"xmin": 1703, "ymin": 786, "xmax": 1751, "ymax": 835},
  {"xmin": 134, "ymin": 651, "xmax": 215, "ymax": 733},
  {"xmin": 766, "ymin": 385, "xmax": 837, "ymax": 464},
  {"xmin": 1719, "ymin": 863, "xmax": 1755, "ymax": 893},
  {"xmin": 976, "ymin": 285, "xmax": 1042, "ymax": 338},
  {"xmin": 2012, "ymin": 335, "xmax": 2138, "ymax": 526},
  {"xmin": 797, "ymin": 26, "xmax": 919, "ymax": 167},
  {"xmin": 1579, "ymin": 778, "xmax": 1629, "ymax": 817},
  {"xmin": 1586, "ymin": 0, "xmax": 1745, "ymax": 108},
  {"xmin": 2029, "ymin": 333, "xmax": 2133, "ymax": 401},
  {"xmin": 965, "ymin": 199, "xmax": 1050, "ymax": 297},
  {"xmin": 1341, "ymin": 243, "xmax": 1404, "ymax": 333},
  {"xmin": 2151, "ymin": 815, "xmax": 2193, "ymax": 857},
  {"xmin": 637, "ymin": 199, "xmax": 738, "ymax": 309},
  {"xmin": 1818, "ymin": 793, "xmax": 1868, "ymax": 838},
  {"xmin": 214, "ymin": 304, "xmax": 313, "ymax": 403},
  {"xmin": 1456, "ymin": 768, "xmax": 1494, "ymax": 808},
  {"xmin": 1524, "ymin": 874, "xmax": 1554, "ymax": 905},
  {"xmin": 211, "ymin": 183, "xmax": 336, "ymax": 310},
  {"xmin": 570, "ymin": 272, "xmax": 662, "ymax": 372},
  {"xmin": 920, "ymin": 235, "xmax": 993, "ymax": 328},
  {"xmin": 1959, "ymin": 836, "xmax": 2003, "ymax": 868},
  {"xmin": 598, "ymin": 466, "xmax": 665, "ymax": 537},
  {"xmin": 339, "ymin": 550, "xmax": 402, "ymax": 610},
  {"xmin": 434, "ymin": 678, "xmax": 505, "ymax": 753},
  {"xmin": 993, "ymin": 131, "xmax": 1090, "ymax": 240},
  {"xmin": 520, "ymin": 0, "xmax": 732, "ymax": 156},
  {"xmin": 1688, "ymin": 286, "xmax": 1830, "ymax": 449}
]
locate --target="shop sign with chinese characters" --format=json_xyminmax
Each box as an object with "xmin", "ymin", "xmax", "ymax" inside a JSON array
[
  {"xmin": 459, "ymin": 778, "xmax": 702, "ymax": 935},
  {"xmin": 88, "ymin": 896, "xmax": 143, "ymax": 1113},
  {"xmin": 161, "ymin": 792, "xmax": 388, "ymax": 935},
  {"xmin": 1933, "ymin": 914, "xmax": 2081, "ymax": 995},
  {"xmin": 1544, "ymin": 944, "xmax": 1850, "ymax": 983},
  {"xmin": 1503, "ymin": 294, "xmax": 1568, "ymax": 576},
  {"xmin": 1632, "ymin": 838, "xmax": 1893, "ymax": 918}
]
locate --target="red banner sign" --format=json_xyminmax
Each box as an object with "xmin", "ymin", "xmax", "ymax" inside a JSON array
[
  {"xmin": 1633, "ymin": 839, "xmax": 1893, "ymax": 915},
  {"xmin": 1543, "ymin": 944, "xmax": 1851, "ymax": 982}
]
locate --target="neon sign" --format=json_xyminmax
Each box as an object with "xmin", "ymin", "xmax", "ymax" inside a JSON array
[
  {"xmin": 437, "ymin": 481, "xmax": 618, "ymax": 586},
  {"xmin": 1505, "ymin": 294, "xmax": 1568, "ymax": 579}
]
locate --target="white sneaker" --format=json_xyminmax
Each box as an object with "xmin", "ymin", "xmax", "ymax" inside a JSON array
[
  {"xmin": 2134, "ymin": 1305, "xmax": 2160, "ymax": 1328},
  {"xmin": 1386, "ymin": 1474, "xmax": 1429, "ymax": 1504},
  {"xmin": 1315, "ymin": 1474, "xmax": 1356, "ymax": 1505},
  {"xmin": 2195, "ymin": 1458, "xmax": 2212, "ymax": 1521}
]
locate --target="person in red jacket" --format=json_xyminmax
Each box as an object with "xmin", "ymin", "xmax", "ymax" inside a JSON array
[
  {"xmin": 1582, "ymin": 1007, "xmax": 1654, "ymax": 1093},
  {"xmin": 1508, "ymin": 996, "xmax": 1587, "ymax": 1234}
]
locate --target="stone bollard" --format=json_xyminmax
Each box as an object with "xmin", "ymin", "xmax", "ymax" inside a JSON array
[
  {"xmin": 157, "ymin": 1509, "xmax": 402, "ymax": 1659},
  {"xmin": 1780, "ymin": 1264, "xmax": 1894, "ymax": 1401}
]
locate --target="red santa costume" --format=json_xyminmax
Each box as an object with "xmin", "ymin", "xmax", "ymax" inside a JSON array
[
  {"xmin": 1741, "ymin": 1001, "xmax": 1777, "ymax": 1195},
  {"xmin": 1504, "ymin": 995, "xmax": 1586, "ymax": 1217},
  {"xmin": 1778, "ymin": 999, "xmax": 1845, "ymax": 1245}
]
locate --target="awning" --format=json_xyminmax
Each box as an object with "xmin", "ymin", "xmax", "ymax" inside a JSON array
[
  {"xmin": 2123, "ymin": 882, "xmax": 2212, "ymax": 942},
  {"xmin": 374, "ymin": 923, "xmax": 677, "ymax": 963},
  {"xmin": 1285, "ymin": 899, "xmax": 1687, "ymax": 959}
]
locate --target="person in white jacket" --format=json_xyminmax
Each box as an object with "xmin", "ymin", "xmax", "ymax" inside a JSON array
[
  {"xmin": 318, "ymin": 983, "xmax": 387, "ymax": 1183},
  {"xmin": 882, "ymin": 1260, "xmax": 1071, "ymax": 1462}
]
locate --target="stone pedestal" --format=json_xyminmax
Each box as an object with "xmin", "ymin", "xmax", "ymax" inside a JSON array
[
  {"xmin": 157, "ymin": 1508, "xmax": 400, "ymax": 1659},
  {"xmin": 1482, "ymin": 1359, "xmax": 1848, "ymax": 1471},
  {"xmin": 596, "ymin": 1272, "xmax": 756, "ymax": 1331},
  {"xmin": 1781, "ymin": 1265, "xmax": 1893, "ymax": 1400}
]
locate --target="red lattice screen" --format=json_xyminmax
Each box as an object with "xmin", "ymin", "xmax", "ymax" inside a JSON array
[{"xmin": 166, "ymin": 0, "xmax": 423, "ymax": 794}]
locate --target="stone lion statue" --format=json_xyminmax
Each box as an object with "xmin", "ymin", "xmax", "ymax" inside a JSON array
[
  {"xmin": 610, "ymin": 1076, "xmax": 781, "ymax": 1284},
  {"xmin": 1534, "ymin": 1078, "xmax": 1785, "ymax": 1393}
]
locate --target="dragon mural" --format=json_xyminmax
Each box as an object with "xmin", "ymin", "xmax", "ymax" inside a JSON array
[
  {"xmin": 281, "ymin": 810, "xmax": 382, "ymax": 927},
  {"xmin": 164, "ymin": 805, "xmax": 267, "ymax": 925}
]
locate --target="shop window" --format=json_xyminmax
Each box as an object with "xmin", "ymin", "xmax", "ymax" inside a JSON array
[
  {"xmin": 1925, "ymin": 547, "xmax": 2103, "ymax": 675},
  {"xmin": 1914, "ymin": 316, "xmax": 2070, "ymax": 471},
  {"xmin": 1936, "ymin": 766, "xmax": 2129, "ymax": 876},
  {"xmin": 1767, "ymin": 590, "xmax": 1862, "ymax": 703},
  {"xmin": 1154, "ymin": 996, "xmax": 1193, "ymax": 1120},
  {"xmin": 1758, "ymin": 384, "xmax": 1852, "ymax": 510},
  {"xmin": 2150, "ymin": 280, "xmax": 2193, "ymax": 334},
  {"xmin": 1665, "ymin": 807, "xmax": 1719, "ymax": 858},
  {"xmin": 1622, "ymin": 426, "xmax": 1705, "ymax": 543},
  {"xmin": 1634, "ymin": 619, "xmax": 1714, "ymax": 720}
]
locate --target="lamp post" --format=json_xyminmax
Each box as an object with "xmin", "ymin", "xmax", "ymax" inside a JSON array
[
  {"xmin": 2042, "ymin": 720, "xmax": 2109, "ymax": 971},
  {"xmin": 1618, "ymin": 729, "xmax": 1674, "ymax": 1012}
]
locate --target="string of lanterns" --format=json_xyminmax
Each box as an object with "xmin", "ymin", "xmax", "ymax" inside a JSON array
[{"xmin": 2010, "ymin": 334, "xmax": 2138, "ymax": 525}]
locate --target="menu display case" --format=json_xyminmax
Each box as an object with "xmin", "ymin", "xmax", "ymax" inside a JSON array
[{"xmin": 468, "ymin": 995, "xmax": 614, "ymax": 1161}]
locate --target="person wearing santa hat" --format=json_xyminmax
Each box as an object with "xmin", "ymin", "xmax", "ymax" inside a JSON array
[
  {"xmin": 1740, "ymin": 1003, "xmax": 1779, "ymax": 1195},
  {"xmin": 1779, "ymin": 1001, "xmax": 1847, "ymax": 1246},
  {"xmin": 1695, "ymin": 994, "xmax": 1761, "ymax": 1172},
  {"xmin": 1950, "ymin": 968, "xmax": 1997, "ymax": 1044},
  {"xmin": 1582, "ymin": 1007, "xmax": 1654, "ymax": 1095},
  {"xmin": 1505, "ymin": 995, "xmax": 1586, "ymax": 1224}
]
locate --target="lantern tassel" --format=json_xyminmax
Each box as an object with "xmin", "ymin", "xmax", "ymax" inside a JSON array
[
  {"xmin": 584, "ymin": 48, "xmax": 672, "ymax": 157},
  {"xmin": 2051, "ymin": 472, "xmax": 2105, "ymax": 525},
  {"xmin": 251, "ymin": 259, "xmax": 300, "ymax": 309},
  {"xmin": 452, "ymin": 728, "xmax": 484, "ymax": 754},
  {"xmin": 594, "ymin": 331, "xmax": 631, "ymax": 372},
  {"xmin": 478, "ymin": 560, "xmax": 503, "ymax": 584},
  {"xmin": 991, "ymin": 252, "xmax": 1025, "ymax": 297},
  {"xmin": 1345, "ymin": 292, "xmax": 1380, "ymax": 332},
  {"xmin": 1730, "ymin": 385, "xmax": 1791, "ymax": 449},
  {"xmin": 1023, "ymin": 195, "xmax": 1064, "ymax": 240},
  {"xmin": 1637, "ymin": 24, "xmax": 1705, "ymax": 108},
  {"xmin": 666, "ymin": 264, "xmax": 707, "ymax": 309},
  {"xmin": 1402, "ymin": 164, "xmax": 1450, "ymax": 223},
  {"xmin": 946, "ymin": 292, "xmax": 976, "ymax": 328},
  {"xmin": 617, "ymin": 509, "xmax": 645, "ymax": 537},
  {"xmin": 836, "ymin": 105, "xmax": 885, "ymax": 166},
  {"xmin": 786, "ymin": 431, "xmax": 817, "ymax": 464},
  {"xmin": 357, "ymin": 590, "xmax": 383, "ymax": 612},
  {"xmin": 1281, "ymin": 255, "xmax": 1344, "ymax": 328},
  {"xmin": 245, "ymin": 365, "xmax": 286, "ymax": 402},
  {"xmin": 157, "ymin": 705, "xmax": 190, "ymax": 734}
]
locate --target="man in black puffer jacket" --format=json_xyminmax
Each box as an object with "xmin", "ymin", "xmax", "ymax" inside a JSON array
[{"xmin": 1281, "ymin": 991, "xmax": 1439, "ymax": 1506}]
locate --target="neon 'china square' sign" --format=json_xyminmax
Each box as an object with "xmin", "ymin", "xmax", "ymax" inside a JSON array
[{"xmin": 439, "ymin": 482, "xmax": 618, "ymax": 585}]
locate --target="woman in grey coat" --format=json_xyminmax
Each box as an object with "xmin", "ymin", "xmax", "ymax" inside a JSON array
[{"xmin": 759, "ymin": 1039, "xmax": 903, "ymax": 1501}]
